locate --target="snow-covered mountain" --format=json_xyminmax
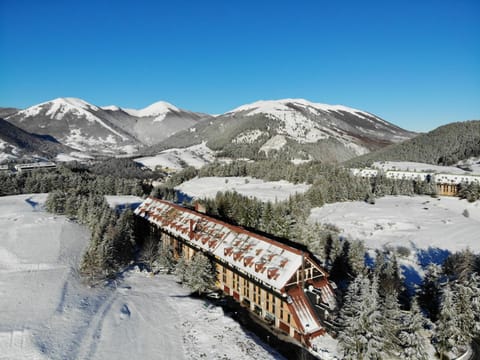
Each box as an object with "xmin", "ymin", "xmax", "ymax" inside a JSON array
[
  {"xmin": 0, "ymin": 117, "xmax": 73, "ymax": 161},
  {"xmin": 5, "ymin": 98, "xmax": 210, "ymax": 154},
  {"xmin": 148, "ymin": 98, "xmax": 416, "ymax": 163},
  {"xmin": 100, "ymin": 101, "xmax": 210, "ymax": 146}
]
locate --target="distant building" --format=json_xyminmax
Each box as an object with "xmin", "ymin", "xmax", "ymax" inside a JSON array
[
  {"xmin": 134, "ymin": 197, "xmax": 337, "ymax": 347},
  {"xmin": 14, "ymin": 162, "xmax": 57, "ymax": 172},
  {"xmin": 350, "ymin": 168, "xmax": 480, "ymax": 196}
]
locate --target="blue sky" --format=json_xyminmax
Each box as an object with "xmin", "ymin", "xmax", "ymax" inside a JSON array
[{"xmin": 0, "ymin": 0, "xmax": 479, "ymax": 131}]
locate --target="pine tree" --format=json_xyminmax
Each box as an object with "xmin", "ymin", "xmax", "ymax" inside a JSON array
[
  {"xmin": 381, "ymin": 291, "xmax": 402, "ymax": 356},
  {"xmin": 155, "ymin": 245, "xmax": 176, "ymax": 274},
  {"xmin": 451, "ymin": 281, "xmax": 476, "ymax": 346},
  {"xmin": 418, "ymin": 263, "xmax": 442, "ymax": 322},
  {"xmin": 183, "ymin": 253, "xmax": 216, "ymax": 295},
  {"xmin": 398, "ymin": 300, "xmax": 429, "ymax": 360},
  {"xmin": 337, "ymin": 275, "xmax": 388, "ymax": 359},
  {"xmin": 175, "ymin": 256, "xmax": 189, "ymax": 283},
  {"xmin": 436, "ymin": 285, "xmax": 461, "ymax": 359}
]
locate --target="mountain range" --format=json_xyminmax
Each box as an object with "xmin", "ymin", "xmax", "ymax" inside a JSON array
[{"xmin": 1, "ymin": 97, "xmax": 415, "ymax": 163}]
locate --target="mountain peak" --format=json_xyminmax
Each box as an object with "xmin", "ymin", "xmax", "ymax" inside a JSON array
[
  {"xmin": 227, "ymin": 98, "xmax": 371, "ymax": 118},
  {"xmin": 52, "ymin": 97, "xmax": 99, "ymax": 110},
  {"xmin": 124, "ymin": 101, "xmax": 179, "ymax": 119}
]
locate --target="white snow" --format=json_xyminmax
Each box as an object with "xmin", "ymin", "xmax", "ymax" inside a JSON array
[
  {"xmin": 259, "ymin": 135, "xmax": 287, "ymax": 153},
  {"xmin": 17, "ymin": 98, "xmax": 129, "ymax": 141},
  {"xmin": 175, "ymin": 176, "xmax": 310, "ymax": 202},
  {"xmin": 135, "ymin": 142, "xmax": 216, "ymax": 170},
  {"xmin": 0, "ymin": 139, "xmax": 19, "ymax": 162},
  {"xmin": 55, "ymin": 151, "xmax": 94, "ymax": 162},
  {"xmin": 225, "ymin": 99, "xmax": 388, "ymax": 146},
  {"xmin": 232, "ymin": 129, "xmax": 265, "ymax": 144},
  {"xmin": 456, "ymin": 157, "xmax": 480, "ymax": 174},
  {"xmin": 104, "ymin": 195, "xmax": 143, "ymax": 209},
  {"xmin": 101, "ymin": 105, "xmax": 121, "ymax": 111},
  {"xmin": 227, "ymin": 98, "xmax": 380, "ymax": 123},
  {"xmin": 309, "ymin": 195, "xmax": 480, "ymax": 254},
  {"xmin": 311, "ymin": 333, "xmax": 341, "ymax": 360},
  {"xmin": 373, "ymin": 161, "xmax": 480, "ymax": 176},
  {"xmin": 123, "ymin": 101, "xmax": 179, "ymax": 121},
  {"xmin": 0, "ymin": 194, "xmax": 282, "ymax": 360}
]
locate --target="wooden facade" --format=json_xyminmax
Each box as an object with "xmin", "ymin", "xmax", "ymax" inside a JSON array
[{"xmin": 135, "ymin": 197, "xmax": 337, "ymax": 346}]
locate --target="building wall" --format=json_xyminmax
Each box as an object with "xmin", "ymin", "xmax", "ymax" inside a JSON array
[
  {"xmin": 436, "ymin": 183, "xmax": 459, "ymax": 196},
  {"xmin": 159, "ymin": 226, "xmax": 301, "ymax": 337}
]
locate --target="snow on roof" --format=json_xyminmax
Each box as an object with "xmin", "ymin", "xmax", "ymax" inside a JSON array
[
  {"xmin": 134, "ymin": 197, "xmax": 306, "ymax": 291},
  {"xmin": 287, "ymin": 286, "xmax": 322, "ymax": 334}
]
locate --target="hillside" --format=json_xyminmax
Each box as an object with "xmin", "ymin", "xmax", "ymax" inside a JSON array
[
  {"xmin": 5, "ymin": 98, "xmax": 209, "ymax": 154},
  {"xmin": 346, "ymin": 120, "xmax": 480, "ymax": 167},
  {"xmin": 0, "ymin": 117, "xmax": 72, "ymax": 161},
  {"xmin": 146, "ymin": 99, "xmax": 415, "ymax": 163}
]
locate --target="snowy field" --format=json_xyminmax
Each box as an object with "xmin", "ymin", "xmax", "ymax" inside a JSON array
[
  {"xmin": 0, "ymin": 194, "xmax": 282, "ymax": 360},
  {"xmin": 104, "ymin": 195, "xmax": 143, "ymax": 209},
  {"xmin": 309, "ymin": 195, "xmax": 480, "ymax": 254},
  {"xmin": 135, "ymin": 142, "xmax": 215, "ymax": 170},
  {"xmin": 176, "ymin": 176, "xmax": 311, "ymax": 202},
  {"xmin": 373, "ymin": 161, "xmax": 480, "ymax": 175}
]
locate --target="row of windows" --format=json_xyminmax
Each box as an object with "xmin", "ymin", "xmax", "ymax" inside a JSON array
[{"xmin": 218, "ymin": 264, "xmax": 292, "ymax": 325}]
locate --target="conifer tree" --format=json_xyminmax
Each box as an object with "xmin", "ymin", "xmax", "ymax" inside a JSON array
[
  {"xmin": 183, "ymin": 253, "xmax": 216, "ymax": 295},
  {"xmin": 398, "ymin": 300, "xmax": 429, "ymax": 360},
  {"xmin": 337, "ymin": 275, "xmax": 387, "ymax": 359},
  {"xmin": 436, "ymin": 285, "xmax": 461, "ymax": 359}
]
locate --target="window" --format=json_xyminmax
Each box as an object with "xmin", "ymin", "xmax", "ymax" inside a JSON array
[{"xmin": 222, "ymin": 267, "xmax": 226, "ymax": 283}]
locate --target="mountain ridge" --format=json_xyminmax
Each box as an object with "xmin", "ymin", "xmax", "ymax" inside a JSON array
[{"xmin": 3, "ymin": 97, "xmax": 416, "ymax": 164}]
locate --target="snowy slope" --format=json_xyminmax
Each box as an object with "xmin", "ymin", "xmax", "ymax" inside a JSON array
[
  {"xmin": 6, "ymin": 98, "xmax": 137, "ymax": 153},
  {"xmin": 6, "ymin": 98, "xmax": 210, "ymax": 153},
  {"xmin": 135, "ymin": 142, "xmax": 216, "ymax": 170},
  {"xmin": 226, "ymin": 99, "xmax": 413, "ymax": 145},
  {"xmin": 0, "ymin": 194, "xmax": 281, "ymax": 360},
  {"xmin": 175, "ymin": 176, "xmax": 310, "ymax": 202},
  {"xmin": 150, "ymin": 98, "xmax": 415, "ymax": 164},
  {"xmin": 309, "ymin": 196, "xmax": 480, "ymax": 253}
]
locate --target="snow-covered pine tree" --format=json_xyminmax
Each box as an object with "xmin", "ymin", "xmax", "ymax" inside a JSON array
[
  {"xmin": 381, "ymin": 290, "xmax": 403, "ymax": 357},
  {"xmin": 155, "ymin": 245, "xmax": 175, "ymax": 274},
  {"xmin": 348, "ymin": 240, "xmax": 366, "ymax": 276},
  {"xmin": 436, "ymin": 284, "xmax": 461, "ymax": 359},
  {"xmin": 337, "ymin": 275, "xmax": 388, "ymax": 359},
  {"xmin": 174, "ymin": 256, "xmax": 189, "ymax": 283},
  {"xmin": 398, "ymin": 300, "xmax": 429, "ymax": 360},
  {"xmin": 418, "ymin": 263, "xmax": 442, "ymax": 322},
  {"xmin": 183, "ymin": 252, "xmax": 216, "ymax": 295},
  {"xmin": 467, "ymin": 273, "xmax": 480, "ymax": 335},
  {"xmin": 451, "ymin": 280, "xmax": 476, "ymax": 347}
]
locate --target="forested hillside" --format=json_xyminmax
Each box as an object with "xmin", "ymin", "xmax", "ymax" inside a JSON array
[{"xmin": 347, "ymin": 120, "xmax": 480, "ymax": 167}]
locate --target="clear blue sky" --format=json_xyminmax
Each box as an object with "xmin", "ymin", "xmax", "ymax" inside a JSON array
[{"xmin": 1, "ymin": 0, "xmax": 479, "ymax": 131}]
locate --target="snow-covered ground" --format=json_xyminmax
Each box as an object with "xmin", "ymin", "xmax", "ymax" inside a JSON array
[
  {"xmin": 176, "ymin": 176, "xmax": 310, "ymax": 202},
  {"xmin": 373, "ymin": 161, "xmax": 480, "ymax": 175},
  {"xmin": 309, "ymin": 195, "xmax": 480, "ymax": 254},
  {"xmin": 135, "ymin": 142, "xmax": 215, "ymax": 170},
  {"xmin": 0, "ymin": 194, "xmax": 282, "ymax": 360},
  {"xmin": 104, "ymin": 195, "xmax": 143, "ymax": 209}
]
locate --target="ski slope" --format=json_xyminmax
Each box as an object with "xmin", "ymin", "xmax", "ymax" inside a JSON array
[{"xmin": 0, "ymin": 194, "xmax": 282, "ymax": 360}]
